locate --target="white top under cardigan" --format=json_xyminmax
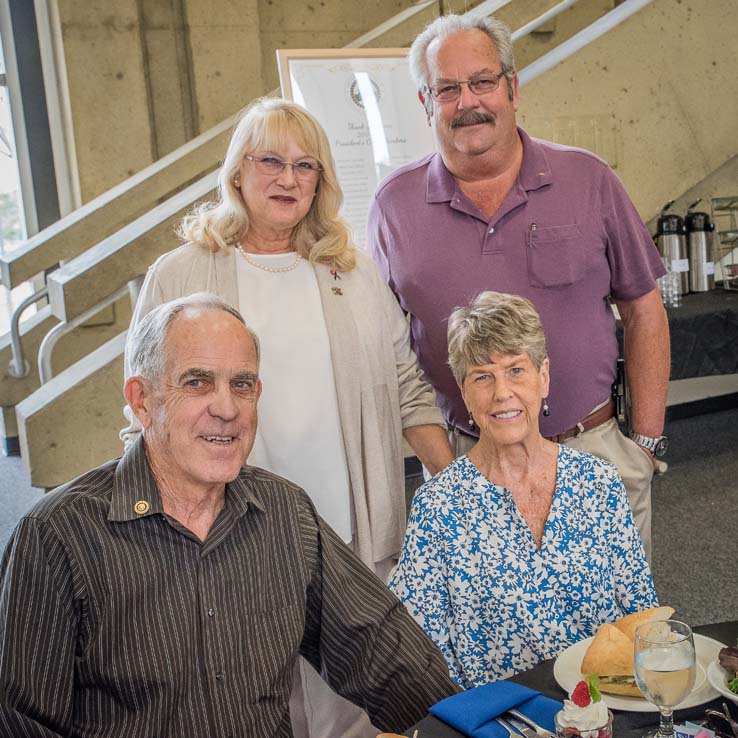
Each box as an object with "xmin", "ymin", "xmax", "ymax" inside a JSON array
[
  {"xmin": 235, "ymin": 251, "xmax": 352, "ymax": 541},
  {"xmin": 121, "ymin": 243, "xmax": 445, "ymax": 566}
]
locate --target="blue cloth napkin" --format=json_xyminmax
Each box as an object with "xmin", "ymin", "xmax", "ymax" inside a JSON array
[{"xmin": 430, "ymin": 681, "xmax": 563, "ymax": 738}]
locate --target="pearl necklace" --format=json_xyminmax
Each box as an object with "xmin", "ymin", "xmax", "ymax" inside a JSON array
[{"xmin": 236, "ymin": 244, "xmax": 302, "ymax": 273}]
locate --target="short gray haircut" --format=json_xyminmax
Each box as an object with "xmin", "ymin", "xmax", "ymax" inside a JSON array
[
  {"xmin": 408, "ymin": 14, "xmax": 516, "ymax": 102},
  {"xmin": 127, "ymin": 293, "xmax": 260, "ymax": 382},
  {"xmin": 447, "ymin": 291, "xmax": 547, "ymax": 384}
]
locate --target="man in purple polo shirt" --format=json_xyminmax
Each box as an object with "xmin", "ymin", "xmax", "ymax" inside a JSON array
[{"xmin": 366, "ymin": 14, "xmax": 670, "ymax": 558}]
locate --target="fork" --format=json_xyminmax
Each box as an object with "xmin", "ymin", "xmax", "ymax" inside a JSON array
[
  {"xmin": 507, "ymin": 709, "xmax": 556, "ymax": 738},
  {"xmin": 502, "ymin": 717, "xmax": 539, "ymax": 738},
  {"xmin": 496, "ymin": 717, "xmax": 523, "ymax": 738}
]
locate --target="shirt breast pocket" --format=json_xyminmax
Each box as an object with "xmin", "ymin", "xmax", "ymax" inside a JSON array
[{"xmin": 526, "ymin": 224, "xmax": 583, "ymax": 288}]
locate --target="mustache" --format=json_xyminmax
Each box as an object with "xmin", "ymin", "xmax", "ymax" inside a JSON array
[{"xmin": 450, "ymin": 110, "xmax": 496, "ymax": 129}]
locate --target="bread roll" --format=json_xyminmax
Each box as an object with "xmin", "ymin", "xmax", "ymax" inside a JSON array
[{"xmin": 614, "ymin": 606, "xmax": 675, "ymax": 641}]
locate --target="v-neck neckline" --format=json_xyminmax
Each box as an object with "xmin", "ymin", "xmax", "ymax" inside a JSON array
[{"xmin": 462, "ymin": 445, "xmax": 562, "ymax": 552}]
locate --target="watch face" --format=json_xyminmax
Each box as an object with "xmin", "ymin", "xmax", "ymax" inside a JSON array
[{"xmin": 654, "ymin": 437, "xmax": 669, "ymax": 457}]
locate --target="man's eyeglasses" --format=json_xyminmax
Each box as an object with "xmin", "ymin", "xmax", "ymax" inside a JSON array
[
  {"xmin": 427, "ymin": 71, "xmax": 506, "ymax": 103},
  {"xmin": 244, "ymin": 155, "xmax": 323, "ymax": 180}
]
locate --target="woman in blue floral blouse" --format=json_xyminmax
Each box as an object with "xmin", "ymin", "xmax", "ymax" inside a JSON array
[{"xmin": 389, "ymin": 291, "xmax": 657, "ymax": 688}]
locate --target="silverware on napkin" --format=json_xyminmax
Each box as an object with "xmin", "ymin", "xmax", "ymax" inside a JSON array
[
  {"xmin": 496, "ymin": 717, "xmax": 523, "ymax": 738},
  {"xmin": 497, "ymin": 716, "xmax": 541, "ymax": 738},
  {"xmin": 506, "ymin": 709, "xmax": 556, "ymax": 738}
]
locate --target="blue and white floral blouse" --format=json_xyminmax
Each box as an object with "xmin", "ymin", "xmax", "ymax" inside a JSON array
[{"xmin": 389, "ymin": 445, "xmax": 657, "ymax": 688}]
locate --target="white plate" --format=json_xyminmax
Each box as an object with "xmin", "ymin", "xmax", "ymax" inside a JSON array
[
  {"xmin": 553, "ymin": 633, "xmax": 724, "ymax": 712},
  {"xmin": 707, "ymin": 660, "xmax": 738, "ymax": 704}
]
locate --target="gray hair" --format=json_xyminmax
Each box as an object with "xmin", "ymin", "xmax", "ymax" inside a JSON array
[
  {"xmin": 127, "ymin": 293, "xmax": 260, "ymax": 382},
  {"xmin": 447, "ymin": 291, "xmax": 547, "ymax": 384},
  {"xmin": 408, "ymin": 14, "xmax": 516, "ymax": 103}
]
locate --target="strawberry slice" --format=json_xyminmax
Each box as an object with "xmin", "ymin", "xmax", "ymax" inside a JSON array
[{"xmin": 571, "ymin": 680, "xmax": 591, "ymax": 707}]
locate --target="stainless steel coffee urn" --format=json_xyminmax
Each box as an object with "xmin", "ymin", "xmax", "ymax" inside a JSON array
[
  {"xmin": 655, "ymin": 200, "xmax": 689, "ymax": 295},
  {"xmin": 685, "ymin": 199, "xmax": 716, "ymax": 292}
]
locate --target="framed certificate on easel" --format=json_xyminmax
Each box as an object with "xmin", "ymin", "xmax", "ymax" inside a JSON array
[{"xmin": 277, "ymin": 48, "xmax": 434, "ymax": 248}]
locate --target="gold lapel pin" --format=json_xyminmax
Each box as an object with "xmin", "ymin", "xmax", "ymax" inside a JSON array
[
  {"xmin": 331, "ymin": 287, "xmax": 343, "ymax": 296},
  {"xmin": 134, "ymin": 500, "xmax": 150, "ymax": 515}
]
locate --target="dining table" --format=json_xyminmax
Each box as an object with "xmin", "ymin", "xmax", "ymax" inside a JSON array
[{"xmin": 406, "ymin": 621, "xmax": 738, "ymax": 738}]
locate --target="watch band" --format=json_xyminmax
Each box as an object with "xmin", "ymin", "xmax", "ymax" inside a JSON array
[{"xmin": 629, "ymin": 431, "xmax": 668, "ymax": 457}]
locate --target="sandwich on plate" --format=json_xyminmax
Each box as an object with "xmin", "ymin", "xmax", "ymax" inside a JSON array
[{"xmin": 580, "ymin": 606, "xmax": 675, "ymax": 698}]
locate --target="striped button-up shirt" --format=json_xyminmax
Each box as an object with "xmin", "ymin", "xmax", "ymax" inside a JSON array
[{"xmin": 0, "ymin": 438, "xmax": 457, "ymax": 737}]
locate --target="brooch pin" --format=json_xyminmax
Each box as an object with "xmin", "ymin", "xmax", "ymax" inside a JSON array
[
  {"xmin": 330, "ymin": 269, "xmax": 342, "ymax": 281},
  {"xmin": 331, "ymin": 287, "xmax": 343, "ymax": 296}
]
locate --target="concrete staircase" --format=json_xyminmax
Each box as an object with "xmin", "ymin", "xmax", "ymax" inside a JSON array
[{"xmin": 3, "ymin": 0, "xmax": 737, "ymax": 488}]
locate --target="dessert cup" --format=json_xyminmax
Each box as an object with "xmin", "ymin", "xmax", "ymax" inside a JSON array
[{"xmin": 555, "ymin": 707, "xmax": 613, "ymax": 738}]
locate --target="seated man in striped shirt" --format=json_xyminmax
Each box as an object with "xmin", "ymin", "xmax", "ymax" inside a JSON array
[{"xmin": 0, "ymin": 293, "xmax": 457, "ymax": 738}]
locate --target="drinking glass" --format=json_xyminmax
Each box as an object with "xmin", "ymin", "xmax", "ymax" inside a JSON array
[{"xmin": 634, "ymin": 620, "xmax": 697, "ymax": 738}]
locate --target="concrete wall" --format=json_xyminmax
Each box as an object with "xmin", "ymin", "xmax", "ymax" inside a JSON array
[
  {"xmin": 58, "ymin": 0, "xmax": 418, "ymax": 202},
  {"xmin": 19, "ymin": 0, "xmax": 738, "ymax": 485},
  {"xmin": 257, "ymin": 0, "xmax": 415, "ymax": 91},
  {"xmin": 59, "ymin": 1, "xmax": 155, "ymax": 201},
  {"xmin": 518, "ymin": 0, "xmax": 738, "ymax": 223}
]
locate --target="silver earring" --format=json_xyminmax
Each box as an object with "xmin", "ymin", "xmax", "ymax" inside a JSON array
[
  {"xmin": 233, "ymin": 178, "xmax": 240, "ymax": 188},
  {"xmin": 468, "ymin": 412, "xmax": 475, "ymax": 429},
  {"xmin": 542, "ymin": 399, "xmax": 550, "ymax": 417}
]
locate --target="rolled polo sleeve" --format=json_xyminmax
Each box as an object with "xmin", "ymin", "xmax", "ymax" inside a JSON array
[
  {"xmin": 600, "ymin": 167, "xmax": 665, "ymax": 301},
  {"xmin": 366, "ymin": 196, "xmax": 393, "ymax": 290},
  {"xmin": 0, "ymin": 518, "xmax": 78, "ymax": 737}
]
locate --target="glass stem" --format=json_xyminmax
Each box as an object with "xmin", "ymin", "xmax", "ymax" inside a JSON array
[{"xmin": 659, "ymin": 708, "xmax": 675, "ymax": 738}]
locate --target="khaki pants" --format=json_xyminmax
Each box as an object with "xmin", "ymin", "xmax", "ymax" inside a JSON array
[
  {"xmin": 289, "ymin": 557, "xmax": 395, "ymax": 738},
  {"xmin": 448, "ymin": 416, "xmax": 654, "ymax": 561}
]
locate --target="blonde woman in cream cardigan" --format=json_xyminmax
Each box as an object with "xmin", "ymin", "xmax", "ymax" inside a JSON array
[{"xmin": 122, "ymin": 98, "xmax": 453, "ymax": 738}]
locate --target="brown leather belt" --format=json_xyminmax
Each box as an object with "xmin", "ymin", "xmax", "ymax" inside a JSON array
[{"xmin": 546, "ymin": 399, "xmax": 616, "ymax": 443}]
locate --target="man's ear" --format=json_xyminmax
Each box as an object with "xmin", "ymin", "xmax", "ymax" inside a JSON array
[
  {"xmin": 510, "ymin": 70, "xmax": 520, "ymax": 111},
  {"xmin": 124, "ymin": 376, "xmax": 153, "ymax": 429},
  {"xmin": 418, "ymin": 89, "xmax": 432, "ymax": 125}
]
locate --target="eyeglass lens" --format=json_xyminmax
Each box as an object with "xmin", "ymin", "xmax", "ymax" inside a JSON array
[
  {"xmin": 249, "ymin": 156, "xmax": 321, "ymax": 179},
  {"xmin": 431, "ymin": 73, "xmax": 503, "ymax": 102}
]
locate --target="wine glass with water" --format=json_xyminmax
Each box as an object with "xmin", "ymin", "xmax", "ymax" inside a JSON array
[{"xmin": 634, "ymin": 620, "xmax": 696, "ymax": 738}]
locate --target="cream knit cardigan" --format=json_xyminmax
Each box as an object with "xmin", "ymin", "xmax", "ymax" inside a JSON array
[{"xmin": 121, "ymin": 242, "xmax": 444, "ymax": 566}]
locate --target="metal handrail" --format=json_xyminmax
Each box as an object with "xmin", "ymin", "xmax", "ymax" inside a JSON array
[
  {"xmin": 37, "ymin": 282, "xmax": 132, "ymax": 384},
  {"xmin": 7, "ymin": 286, "xmax": 49, "ymax": 378},
  {"xmin": 518, "ymin": 0, "xmax": 652, "ymax": 85},
  {"xmin": 463, "ymin": 0, "xmax": 513, "ymax": 21},
  {"xmin": 512, "ymin": 0, "xmax": 580, "ymax": 41}
]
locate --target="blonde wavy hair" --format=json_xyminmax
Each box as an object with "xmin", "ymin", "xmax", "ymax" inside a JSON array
[{"xmin": 179, "ymin": 97, "xmax": 356, "ymax": 271}]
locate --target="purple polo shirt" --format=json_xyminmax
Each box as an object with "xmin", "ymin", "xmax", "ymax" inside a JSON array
[{"xmin": 366, "ymin": 128, "xmax": 665, "ymax": 438}]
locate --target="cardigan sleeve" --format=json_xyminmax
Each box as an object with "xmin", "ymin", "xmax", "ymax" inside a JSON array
[{"xmin": 370, "ymin": 259, "xmax": 445, "ymax": 430}]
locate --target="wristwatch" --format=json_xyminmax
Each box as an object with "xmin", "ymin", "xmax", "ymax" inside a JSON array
[{"xmin": 629, "ymin": 431, "xmax": 669, "ymax": 458}]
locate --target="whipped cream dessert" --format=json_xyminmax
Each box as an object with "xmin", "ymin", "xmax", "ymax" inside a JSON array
[{"xmin": 555, "ymin": 678, "xmax": 612, "ymax": 738}]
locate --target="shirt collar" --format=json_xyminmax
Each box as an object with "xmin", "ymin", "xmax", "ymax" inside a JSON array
[
  {"xmin": 426, "ymin": 152, "xmax": 458, "ymax": 203},
  {"xmin": 425, "ymin": 127, "xmax": 552, "ymax": 203},
  {"xmin": 516, "ymin": 127, "xmax": 552, "ymax": 192},
  {"xmin": 109, "ymin": 436, "xmax": 265, "ymax": 523}
]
